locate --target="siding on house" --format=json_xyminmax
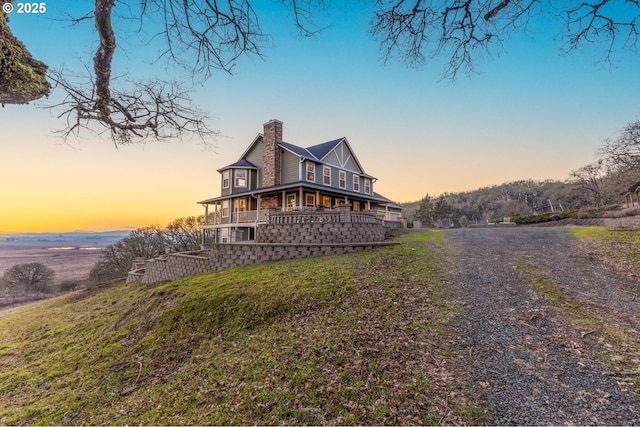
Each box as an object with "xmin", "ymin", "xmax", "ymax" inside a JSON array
[{"xmin": 281, "ymin": 150, "xmax": 300, "ymax": 183}]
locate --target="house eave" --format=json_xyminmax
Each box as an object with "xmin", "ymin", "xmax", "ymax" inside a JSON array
[{"xmin": 198, "ymin": 181, "xmax": 400, "ymax": 206}]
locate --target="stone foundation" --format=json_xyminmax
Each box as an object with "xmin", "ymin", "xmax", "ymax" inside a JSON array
[
  {"xmin": 127, "ymin": 206, "xmax": 403, "ymax": 284},
  {"xmin": 130, "ymin": 241, "xmax": 395, "ymax": 284}
]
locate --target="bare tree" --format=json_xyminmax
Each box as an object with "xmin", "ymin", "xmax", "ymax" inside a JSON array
[
  {"xmin": 165, "ymin": 215, "xmax": 204, "ymax": 252},
  {"xmin": 569, "ymin": 162, "xmax": 608, "ymax": 207},
  {"xmin": 371, "ymin": 0, "xmax": 640, "ymax": 79},
  {"xmin": 599, "ymin": 120, "xmax": 640, "ymax": 171},
  {"xmin": 2, "ymin": 1, "xmax": 639, "ymax": 142},
  {"xmin": 1, "ymin": 263, "xmax": 55, "ymax": 295}
]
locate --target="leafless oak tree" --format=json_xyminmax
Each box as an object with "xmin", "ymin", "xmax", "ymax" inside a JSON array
[
  {"xmin": 2, "ymin": 0, "xmax": 639, "ymax": 144},
  {"xmin": 1, "ymin": 263, "xmax": 55, "ymax": 295}
]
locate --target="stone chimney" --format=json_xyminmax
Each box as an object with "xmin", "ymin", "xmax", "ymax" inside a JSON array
[{"xmin": 262, "ymin": 119, "xmax": 282, "ymax": 187}]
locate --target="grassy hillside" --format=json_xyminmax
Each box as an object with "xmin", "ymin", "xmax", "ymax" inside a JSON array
[{"xmin": 0, "ymin": 231, "xmax": 479, "ymax": 425}]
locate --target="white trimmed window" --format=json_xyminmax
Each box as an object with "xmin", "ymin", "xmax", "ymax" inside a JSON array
[
  {"xmin": 364, "ymin": 178, "xmax": 371, "ymax": 195},
  {"xmin": 323, "ymin": 166, "xmax": 331, "ymax": 185},
  {"xmin": 222, "ymin": 200, "xmax": 229, "ymax": 217},
  {"xmin": 286, "ymin": 194, "xmax": 297, "ymax": 208},
  {"xmin": 305, "ymin": 194, "xmax": 316, "ymax": 207},
  {"xmin": 339, "ymin": 170, "xmax": 346, "ymax": 189},
  {"xmin": 234, "ymin": 169, "xmax": 247, "ymax": 187},
  {"xmin": 222, "ymin": 170, "xmax": 230, "ymax": 189},
  {"xmin": 353, "ymin": 175, "xmax": 360, "ymax": 192},
  {"xmin": 306, "ymin": 161, "xmax": 315, "ymax": 182}
]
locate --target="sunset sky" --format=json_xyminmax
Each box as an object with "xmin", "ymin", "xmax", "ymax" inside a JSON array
[{"xmin": 2, "ymin": 2, "xmax": 640, "ymax": 233}]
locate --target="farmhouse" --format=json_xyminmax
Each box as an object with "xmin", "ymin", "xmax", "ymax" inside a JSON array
[{"xmin": 199, "ymin": 119, "xmax": 403, "ymax": 243}]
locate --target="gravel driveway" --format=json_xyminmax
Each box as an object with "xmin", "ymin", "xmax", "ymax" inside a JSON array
[{"xmin": 444, "ymin": 226, "xmax": 640, "ymax": 425}]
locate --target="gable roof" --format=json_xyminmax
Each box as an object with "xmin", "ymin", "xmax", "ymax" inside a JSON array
[
  {"xmin": 234, "ymin": 132, "xmax": 374, "ymax": 178},
  {"xmin": 306, "ymin": 138, "xmax": 344, "ymax": 160}
]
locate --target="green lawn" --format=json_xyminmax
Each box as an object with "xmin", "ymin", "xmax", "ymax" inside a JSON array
[{"xmin": 0, "ymin": 230, "xmax": 479, "ymax": 425}]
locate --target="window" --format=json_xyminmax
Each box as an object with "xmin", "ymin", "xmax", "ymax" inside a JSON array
[
  {"xmin": 353, "ymin": 175, "xmax": 360, "ymax": 192},
  {"xmin": 286, "ymin": 194, "xmax": 297, "ymax": 208},
  {"xmin": 323, "ymin": 166, "xmax": 331, "ymax": 185},
  {"xmin": 339, "ymin": 170, "xmax": 346, "ymax": 189},
  {"xmin": 234, "ymin": 169, "xmax": 247, "ymax": 187},
  {"xmin": 353, "ymin": 201, "xmax": 360, "ymax": 211},
  {"xmin": 222, "ymin": 170, "xmax": 230, "ymax": 189},
  {"xmin": 305, "ymin": 194, "xmax": 316, "ymax": 207},
  {"xmin": 306, "ymin": 161, "xmax": 315, "ymax": 182},
  {"xmin": 222, "ymin": 200, "xmax": 229, "ymax": 217},
  {"xmin": 237, "ymin": 198, "xmax": 246, "ymax": 212},
  {"xmin": 322, "ymin": 196, "xmax": 331, "ymax": 207},
  {"xmin": 364, "ymin": 178, "xmax": 371, "ymax": 195}
]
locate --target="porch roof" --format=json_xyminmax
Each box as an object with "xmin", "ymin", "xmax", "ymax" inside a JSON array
[{"xmin": 198, "ymin": 181, "xmax": 402, "ymax": 207}]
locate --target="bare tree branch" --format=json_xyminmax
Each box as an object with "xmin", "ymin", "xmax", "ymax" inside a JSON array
[
  {"xmin": 598, "ymin": 119, "xmax": 640, "ymax": 170},
  {"xmin": 560, "ymin": 0, "xmax": 640, "ymax": 64},
  {"xmin": 371, "ymin": 0, "xmax": 539, "ymax": 79},
  {"xmin": 48, "ymin": 69, "xmax": 217, "ymax": 146},
  {"xmin": 140, "ymin": 0, "xmax": 269, "ymax": 78}
]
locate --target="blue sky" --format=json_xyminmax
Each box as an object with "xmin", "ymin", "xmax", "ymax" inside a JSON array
[{"xmin": 2, "ymin": 2, "xmax": 640, "ymax": 232}]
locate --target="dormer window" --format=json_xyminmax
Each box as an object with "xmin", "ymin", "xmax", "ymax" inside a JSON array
[
  {"xmin": 222, "ymin": 170, "xmax": 230, "ymax": 189},
  {"xmin": 235, "ymin": 169, "xmax": 247, "ymax": 188},
  {"xmin": 306, "ymin": 161, "xmax": 315, "ymax": 182}
]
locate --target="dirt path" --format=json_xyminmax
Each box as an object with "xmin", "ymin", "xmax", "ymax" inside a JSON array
[{"xmin": 444, "ymin": 227, "xmax": 640, "ymax": 425}]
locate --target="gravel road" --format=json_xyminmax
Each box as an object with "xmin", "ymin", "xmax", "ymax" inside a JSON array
[{"xmin": 444, "ymin": 226, "xmax": 640, "ymax": 425}]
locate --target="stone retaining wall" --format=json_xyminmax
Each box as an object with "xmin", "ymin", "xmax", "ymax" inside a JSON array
[
  {"xmin": 256, "ymin": 222, "xmax": 385, "ymax": 244},
  {"xmin": 132, "ymin": 242, "xmax": 395, "ymax": 284}
]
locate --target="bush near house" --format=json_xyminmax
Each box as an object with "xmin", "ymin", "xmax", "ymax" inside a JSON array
[{"xmin": 492, "ymin": 211, "xmax": 578, "ymax": 225}]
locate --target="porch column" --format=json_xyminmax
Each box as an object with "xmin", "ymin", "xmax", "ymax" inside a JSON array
[
  {"xmin": 281, "ymin": 191, "xmax": 286, "ymax": 209},
  {"xmin": 299, "ymin": 186, "xmax": 303, "ymax": 208},
  {"xmin": 256, "ymin": 195, "xmax": 261, "ymax": 223},
  {"xmin": 315, "ymin": 191, "xmax": 320, "ymax": 207}
]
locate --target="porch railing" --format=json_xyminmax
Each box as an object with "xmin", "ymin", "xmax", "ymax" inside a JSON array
[
  {"xmin": 204, "ymin": 210, "xmax": 268, "ymax": 226},
  {"xmin": 267, "ymin": 207, "xmax": 382, "ymax": 225},
  {"xmin": 205, "ymin": 206, "xmax": 398, "ymax": 226}
]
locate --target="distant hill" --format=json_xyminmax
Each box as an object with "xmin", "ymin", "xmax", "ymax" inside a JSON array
[{"xmin": 402, "ymin": 179, "xmax": 588, "ymax": 224}]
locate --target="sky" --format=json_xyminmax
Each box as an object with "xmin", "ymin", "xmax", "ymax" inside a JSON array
[{"xmin": 2, "ymin": 2, "xmax": 640, "ymax": 233}]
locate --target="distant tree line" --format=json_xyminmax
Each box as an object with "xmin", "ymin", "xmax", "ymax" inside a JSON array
[
  {"xmin": 89, "ymin": 215, "xmax": 206, "ymax": 282},
  {"xmin": 407, "ymin": 119, "xmax": 640, "ymax": 225}
]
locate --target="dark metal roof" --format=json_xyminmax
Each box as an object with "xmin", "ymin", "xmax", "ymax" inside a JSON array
[
  {"xmin": 217, "ymin": 159, "xmax": 258, "ymax": 172},
  {"xmin": 306, "ymin": 138, "xmax": 344, "ymax": 160},
  {"xmin": 279, "ymin": 141, "xmax": 316, "ymax": 160}
]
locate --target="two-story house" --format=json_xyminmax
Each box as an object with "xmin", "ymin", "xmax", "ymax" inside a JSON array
[{"xmin": 199, "ymin": 119, "xmax": 403, "ymax": 242}]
